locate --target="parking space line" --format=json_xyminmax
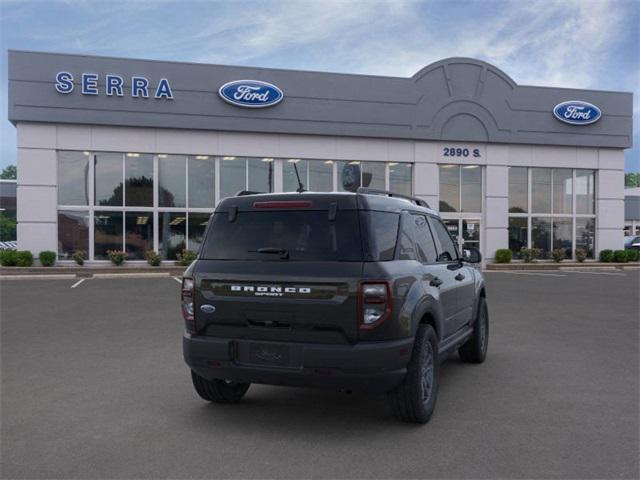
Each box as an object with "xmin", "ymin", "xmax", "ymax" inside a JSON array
[
  {"xmin": 173, "ymin": 276, "xmax": 182, "ymax": 284},
  {"xmin": 70, "ymin": 278, "xmax": 86, "ymax": 288},
  {"xmin": 488, "ymin": 271, "xmax": 567, "ymax": 277},
  {"xmin": 566, "ymin": 270, "xmax": 626, "ymax": 276}
]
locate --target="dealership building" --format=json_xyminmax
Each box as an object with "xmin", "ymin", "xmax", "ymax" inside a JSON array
[{"xmin": 7, "ymin": 50, "xmax": 633, "ymax": 262}]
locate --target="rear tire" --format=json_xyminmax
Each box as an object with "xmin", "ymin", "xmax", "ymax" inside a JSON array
[
  {"xmin": 458, "ymin": 296, "xmax": 489, "ymax": 364},
  {"xmin": 387, "ymin": 324, "xmax": 439, "ymax": 424},
  {"xmin": 191, "ymin": 371, "xmax": 250, "ymax": 404}
]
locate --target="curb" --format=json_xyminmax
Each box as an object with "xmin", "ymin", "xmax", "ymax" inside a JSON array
[
  {"xmin": 485, "ymin": 262, "xmax": 638, "ymax": 271},
  {"xmin": 0, "ymin": 266, "xmax": 185, "ymax": 277}
]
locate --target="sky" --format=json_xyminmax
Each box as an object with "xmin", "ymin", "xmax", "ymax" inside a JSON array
[{"xmin": 0, "ymin": 0, "xmax": 638, "ymax": 172}]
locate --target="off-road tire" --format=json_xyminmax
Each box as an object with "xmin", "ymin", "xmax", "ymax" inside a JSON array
[
  {"xmin": 191, "ymin": 371, "xmax": 250, "ymax": 403},
  {"xmin": 458, "ymin": 296, "xmax": 489, "ymax": 364},
  {"xmin": 387, "ymin": 324, "xmax": 439, "ymax": 424}
]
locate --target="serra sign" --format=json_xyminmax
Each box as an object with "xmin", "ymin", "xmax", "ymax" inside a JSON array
[
  {"xmin": 218, "ymin": 80, "xmax": 284, "ymax": 108},
  {"xmin": 553, "ymin": 101, "xmax": 601, "ymax": 125},
  {"xmin": 55, "ymin": 72, "xmax": 174, "ymax": 99}
]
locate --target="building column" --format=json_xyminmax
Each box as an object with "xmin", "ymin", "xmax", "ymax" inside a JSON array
[
  {"xmin": 16, "ymin": 123, "xmax": 58, "ymax": 257},
  {"xmin": 596, "ymin": 149, "xmax": 625, "ymax": 253},
  {"xmin": 484, "ymin": 165, "xmax": 509, "ymax": 262},
  {"xmin": 414, "ymin": 142, "xmax": 438, "ymax": 208}
]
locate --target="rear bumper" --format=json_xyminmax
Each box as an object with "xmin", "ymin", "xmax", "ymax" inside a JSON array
[{"xmin": 183, "ymin": 334, "xmax": 414, "ymax": 392}]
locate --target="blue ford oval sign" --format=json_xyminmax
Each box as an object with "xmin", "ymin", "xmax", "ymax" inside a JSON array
[
  {"xmin": 218, "ymin": 80, "xmax": 284, "ymax": 108},
  {"xmin": 553, "ymin": 100, "xmax": 601, "ymax": 125}
]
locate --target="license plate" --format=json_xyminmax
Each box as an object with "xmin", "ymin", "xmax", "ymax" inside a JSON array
[{"xmin": 247, "ymin": 343, "xmax": 291, "ymax": 367}]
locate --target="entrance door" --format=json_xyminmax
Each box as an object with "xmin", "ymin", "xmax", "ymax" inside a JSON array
[{"xmin": 442, "ymin": 218, "xmax": 481, "ymax": 254}]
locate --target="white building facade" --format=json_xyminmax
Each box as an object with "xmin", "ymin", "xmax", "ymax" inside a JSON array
[{"xmin": 8, "ymin": 51, "xmax": 633, "ymax": 262}]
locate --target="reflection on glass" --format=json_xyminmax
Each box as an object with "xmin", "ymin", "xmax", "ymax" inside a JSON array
[
  {"xmin": 220, "ymin": 157, "xmax": 246, "ymax": 199},
  {"xmin": 461, "ymin": 165, "xmax": 482, "ymax": 212},
  {"xmin": 159, "ymin": 212, "xmax": 186, "ymax": 260},
  {"xmin": 552, "ymin": 217, "xmax": 572, "ymax": 258},
  {"xmin": 94, "ymin": 211, "xmax": 123, "ymax": 259},
  {"xmin": 531, "ymin": 168, "xmax": 552, "ymax": 213},
  {"xmin": 283, "ymin": 159, "xmax": 308, "ymax": 192},
  {"xmin": 158, "ymin": 155, "xmax": 186, "ymax": 207},
  {"xmin": 95, "ymin": 153, "xmax": 123, "ymax": 206},
  {"xmin": 58, "ymin": 210, "xmax": 89, "ymax": 259},
  {"xmin": 248, "ymin": 158, "xmax": 273, "ymax": 193},
  {"xmin": 552, "ymin": 169, "xmax": 572, "ymax": 214},
  {"xmin": 439, "ymin": 165, "xmax": 459, "ymax": 212},
  {"xmin": 443, "ymin": 219, "xmax": 460, "ymax": 247},
  {"xmin": 58, "ymin": 151, "xmax": 90, "ymax": 205},
  {"xmin": 575, "ymin": 170, "xmax": 595, "ymax": 214},
  {"xmin": 188, "ymin": 212, "xmax": 211, "ymax": 252},
  {"xmin": 125, "ymin": 212, "xmax": 153, "ymax": 260},
  {"xmin": 531, "ymin": 217, "xmax": 551, "ymax": 258},
  {"xmin": 309, "ymin": 160, "xmax": 333, "ymax": 192},
  {"xmin": 389, "ymin": 163, "xmax": 412, "ymax": 196},
  {"xmin": 508, "ymin": 217, "xmax": 527, "ymax": 258},
  {"xmin": 337, "ymin": 161, "xmax": 359, "ymax": 192},
  {"xmin": 125, "ymin": 154, "xmax": 153, "ymax": 206},
  {"xmin": 188, "ymin": 156, "xmax": 215, "ymax": 208},
  {"xmin": 576, "ymin": 218, "xmax": 595, "ymax": 258},
  {"xmin": 462, "ymin": 219, "xmax": 480, "ymax": 244},
  {"xmin": 508, "ymin": 167, "xmax": 528, "ymax": 213},
  {"xmin": 361, "ymin": 162, "xmax": 385, "ymax": 190}
]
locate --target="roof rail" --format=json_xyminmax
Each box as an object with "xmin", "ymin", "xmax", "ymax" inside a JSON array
[
  {"xmin": 356, "ymin": 187, "xmax": 430, "ymax": 209},
  {"xmin": 235, "ymin": 190, "xmax": 265, "ymax": 196}
]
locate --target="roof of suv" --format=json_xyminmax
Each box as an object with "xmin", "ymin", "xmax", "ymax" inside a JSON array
[{"xmin": 215, "ymin": 191, "xmax": 439, "ymax": 216}]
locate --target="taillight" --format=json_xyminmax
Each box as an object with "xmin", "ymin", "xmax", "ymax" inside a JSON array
[
  {"xmin": 358, "ymin": 282, "xmax": 392, "ymax": 330},
  {"xmin": 181, "ymin": 277, "xmax": 195, "ymax": 333}
]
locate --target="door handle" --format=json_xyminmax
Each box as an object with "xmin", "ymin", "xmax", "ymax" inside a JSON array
[
  {"xmin": 429, "ymin": 277, "xmax": 443, "ymax": 287},
  {"xmin": 455, "ymin": 273, "xmax": 465, "ymax": 281}
]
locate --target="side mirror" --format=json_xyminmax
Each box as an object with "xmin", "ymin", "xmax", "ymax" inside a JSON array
[{"xmin": 462, "ymin": 247, "xmax": 482, "ymax": 263}]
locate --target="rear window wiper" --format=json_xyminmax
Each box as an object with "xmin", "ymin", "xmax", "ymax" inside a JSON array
[{"xmin": 250, "ymin": 247, "xmax": 290, "ymax": 260}]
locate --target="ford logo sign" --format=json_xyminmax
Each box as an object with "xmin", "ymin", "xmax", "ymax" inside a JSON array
[
  {"xmin": 553, "ymin": 100, "xmax": 601, "ymax": 125},
  {"xmin": 218, "ymin": 80, "xmax": 284, "ymax": 108}
]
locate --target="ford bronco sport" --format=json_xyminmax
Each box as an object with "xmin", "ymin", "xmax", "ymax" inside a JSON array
[{"xmin": 182, "ymin": 188, "xmax": 488, "ymax": 423}]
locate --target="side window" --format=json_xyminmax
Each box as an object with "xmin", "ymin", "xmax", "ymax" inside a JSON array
[
  {"xmin": 397, "ymin": 213, "xmax": 437, "ymax": 263},
  {"xmin": 397, "ymin": 214, "xmax": 418, "ymax": 261},
  {"xmin": 413, "ymin": 214, "xmax": 438, "ymax": 263},
  {"xmin": 362, "ymin": 211, "xmax": 400, "ymax": 261},
  {"xmin": 429, "ymin": 217, "xmax": 459, "ymax": 262}
]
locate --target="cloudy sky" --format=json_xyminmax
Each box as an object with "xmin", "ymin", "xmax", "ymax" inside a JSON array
[{"xmin": 1, "ymin": 0, "xmax": 638, "ymax": 171}]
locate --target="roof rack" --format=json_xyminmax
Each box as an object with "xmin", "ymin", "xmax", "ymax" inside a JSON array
[
  {"xmin": 356, "ymin": 187, "xmax": 430, "ymax": 209},
  {"xmin": 235, "ymin": 190, "xmax": 265, "ymax": 196}
]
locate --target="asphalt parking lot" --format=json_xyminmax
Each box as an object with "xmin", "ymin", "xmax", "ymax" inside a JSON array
[{"xmin": 1, "ymin": 270, "xmax": 638, "ymax": 479}]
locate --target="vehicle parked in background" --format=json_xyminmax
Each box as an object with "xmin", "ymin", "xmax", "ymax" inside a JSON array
[
  {"xmin": 181, "ymin": 188, "xmax": 488, "ymax": 424},
  {"xmin": 624, "ymin": 236, "xmax": 640, "ymax": 250}
]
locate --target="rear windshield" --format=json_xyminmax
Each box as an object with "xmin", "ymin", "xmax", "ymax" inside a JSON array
[{"xmin": 201, "ymin": 210, "xmax": 363, "ymax": 261}]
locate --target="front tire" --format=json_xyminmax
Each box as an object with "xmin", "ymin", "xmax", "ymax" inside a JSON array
[
  {"xmin": 191, "ymin": 371, "xmax": 250, "ymax": 404},
  {"xmin": 387, "ymin": 324, "xmax": 439, "ymax": 424},
  {"xmin": 458, "ymin": 296, "xmax": 489, "ymax": 364}
]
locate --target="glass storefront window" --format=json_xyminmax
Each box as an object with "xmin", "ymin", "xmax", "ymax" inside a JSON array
[
  {"xmin": 58, "ymin": 210, "xmax": 89, "ymax": 259},
  {"xmin": 531, "ymin": 168, "xmax": 552, "ymax": 213},
  {"xmin": 576, "ymin": 218, "xmax": 595, "ymax": 258},
  {"xmin": 309, "ymin": 160, "xmax": 333, "ymax": 192},
  {"xmin": 283, "ymin": 159, "xmax": 307, "ymax": 192},
  {"xmin": 552, "ymin": 169, "xmax": 572, "ymax": 214},
  {"xmin": 576, "ymin": 170, "xmax": 595, "ymax": 214},
  {"xmin": 361, "ymin": 162, "xmax": 385, "ymax": 190},
  {"xmin": 508, "ymin": 167, "xmax": 528, "ymax": 213},
  {"xmin": 389, "ymin": 163, "xmax": 412, "ymax": 196},
  {"xmin": 337, "ymin": 161, "xmax": 352, "ymax": 192},
  {"xmin": 461, "ymin": 165, "xmax": 481, "ymax": 212},
  {"xmin": 219, "ymin": 157, "xmax": 246, "ymax": 199},
  {"xmin": 125, "ymin": 212, "xmax": 153, "ymax": 260},
  {"xmin": 188, "ymin": 156, "xmax": 215, "ymax": 208},
  {"xmin": 248, "ymin": 158, "xmax": 273, "ymax": 193},
  {"xmin": 531, "ymin": 217, "xmax": 551, "ymax": 258},
  {"xmin": 125, "ymin": 153, "xmax": 153, "ymax": 207},
  {"xmin": 158, "ymin": 155, "xmax": 186, "ymax": 207},
  {"xmin": 439, "ymin": 165, "xmax": 459, "ymax": 212},
  {"xmin": 188, "ymin": 212, "xmax": 211, "ymax": 252},
  {"xmin": 58, "ymin": 151, "xmax": 90, "ymax": 205},
  {"xmin": 159, "ymin": 212, "xmax": 186, "ymax": 260},
  {"xmin": 95, "ymin": 153, "xmax": 123, "ymax": 206},
  {"xmin": 508, "ymin": 217, "xmax": 527, "ymax": 258},
  {"xmin": 552, "ymin": 217, "xmax": 572, "ymax": 258},
  {"xmin": 94, "ymin": 211, "xmax": 123, "ymax": 259}
]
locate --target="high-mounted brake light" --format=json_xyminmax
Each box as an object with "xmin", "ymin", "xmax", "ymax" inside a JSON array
[
  {"xmin": 253, "ymin": 200, "xmax": 312, "ymax": 209},
  {"xmin": 181, "ymin": 277, "xmax": 195, "ymax": 333},
  {"xmin": 358, "ymin": 282, "xmax": 392, "ymax": 330}
]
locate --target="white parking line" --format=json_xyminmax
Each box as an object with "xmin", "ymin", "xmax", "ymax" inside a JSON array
[
  {"xmin": 489, "ymin": 271, "xmax": 567, "ymax": 277},
  {"xmin": 70, "ymin": 278, "xmax": 86, "ymax": 288},
  {"xmin": 173, "ymin": 276, "xmax": 182, "ymax": 284},
  {"xmin": 566, "ymin": 270, "xmax": 626, "ymax": 276}
]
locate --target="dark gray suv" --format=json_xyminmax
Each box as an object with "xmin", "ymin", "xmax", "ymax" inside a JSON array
[{"xmin": 182, "ymin": 189, "xmax": 488, "ymax": 423}]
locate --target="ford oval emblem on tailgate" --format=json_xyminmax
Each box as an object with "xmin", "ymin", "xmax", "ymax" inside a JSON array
[{"xmin": 200, "ymin": 304, "xmax": 216, "ymax": 314}]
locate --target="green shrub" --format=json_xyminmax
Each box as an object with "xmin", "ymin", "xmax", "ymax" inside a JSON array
[
  {"xmin": 0, "ymin": 249, "xmax": 17, "ymax": 266},
  {"xmin": 520, "ymin": 248, "xmax": 533, "ymax": 263},
  {"xmin": 613, "ymin": 250, "xmax": 628, "ymax": 263},
  {"xmin": 177, "ymin": 249, "xmax": 197, "ymax": 266},
  {"xmin": 39, "ymin": 250, "xmax": 57, "ymax": 267},
  {"xmin": 15, "ymin": 250, "xmax": 34, "ymax": 267},
  {"xmin": 495, "ymin": 249, "xmax": 512, "ymax": 263},
  {"xmin": 599, "ymin": 249, "xmax": 614, "ymax": 262},
  {"xmin": 107, "ymin": 250, "xmax": 127, "ymax": 266},
  {"xmin": 626, "ymin": 249, "xmax": 639, "ymax": 262},
  {"xmin": 73, "ymin": 250, "xmax": 87, "ymax": 266},
  {"xmin": 575, "ymin": 249, "xmax": 587, "ymax": 263},
  {"xmin": 551, "ymin": 249, "xmax": 565, "ymax": 263},
  {"xmin": 144, "ymin": 250, "xmax": 161, "ymax": 266}
]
